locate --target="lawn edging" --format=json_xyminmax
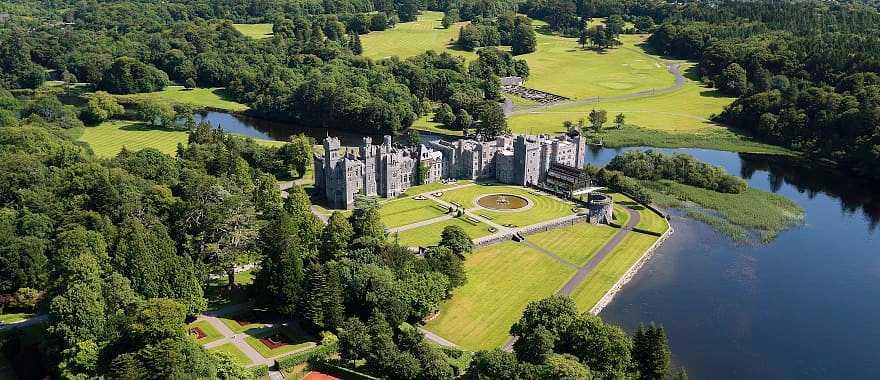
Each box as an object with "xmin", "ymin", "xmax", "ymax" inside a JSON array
[{"xmin": 589, "ymin": 217, "xmax": 674, "ymax": 315}]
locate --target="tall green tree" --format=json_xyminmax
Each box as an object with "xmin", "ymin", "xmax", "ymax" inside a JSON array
[
  {"xmin": 350, "ymin": 196, "xmax": 385, "ymax": 248},
  {"xmin": 632, "ymin": 324, "xmax": 672, "ymax": 380},
  {"xmin": 253, "ymin": 211, "xmax": 304, "ymax": 316},
  {"xmin": 320, "ymin": 211, "xmax": 353, "ymax": 262},
  {"xmin": 511, "ymin": 23, "xmax": 537, "ymax": 55},
  {"xmin": 588, "ymin": 109, "xmax": 607, "ymax": 132},
  {"xmin": 439, "ymin": 225, "xmax": 473, "ymax": 256}
]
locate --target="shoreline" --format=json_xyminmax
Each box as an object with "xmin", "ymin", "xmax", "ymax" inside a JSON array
[{"xmin": 590, "ymin": 216, "xmax": 674, "ymax": 315}]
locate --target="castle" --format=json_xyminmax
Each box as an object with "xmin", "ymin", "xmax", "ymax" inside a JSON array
[{"xmin": 314, "ymin": 134, "xmax": 588, "ymax": 209}]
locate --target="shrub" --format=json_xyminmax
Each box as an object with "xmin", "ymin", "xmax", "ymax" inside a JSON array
[
  {"xmin": 276, "ymin": 340, "xmax": 339, "ymax": 370},
  {"xmin": 249, "ymin": 364, "xmax": 269, "ymax": 378}
]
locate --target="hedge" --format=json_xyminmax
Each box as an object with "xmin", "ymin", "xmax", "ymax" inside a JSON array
[
  {"xmin": 275, "ymin": 341, "xmax": 338, "ymax": 370},
  {"xmin": 249, "ymin": 364, "xmax": 269, "ymax": 378}
]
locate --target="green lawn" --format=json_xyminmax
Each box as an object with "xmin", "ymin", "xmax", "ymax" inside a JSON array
[
  {"xmin": 217, "ymin": 312, "xmax": 271, "ymax": 334},
  {"xmin": 526, "ymin": 223, "xmax": 619, "ymax": 266},
  {"xmin": 233, "ymin": 23, "xmax": 274, "ymax": 39},
  {"xmin": 360, "ymin": 11, "xmax": 477, "ymax": 61},
  {"xmin": 612, "ymin": 204, "xmax": 631, "ymax": 226},
  {"xmin": 394, "ymin": 216, "xmax": 493, "ymax": 247},
  {"xmin": 441, "ymin": 184, "xmax": 576, "ymax": 227},
  {"xmin": 207, "ymin": 269, "xmax": 256, "ymax": 287},
  {"xmin": 379, "ymin": 197, "xmax": 449, "ymax": 228},
  {"xmin": 400, "ymin": 180, "xmax": 471, "ymax": 197},
  {"xmin": 519, "ymin": 34, "xmax": 673, "ymax": 100},
  {"xmin": 76, "ymin": 120, "xmax": 284, "ymax": 158},
  {"xmin": 608, "ymin": 193, "xmax": 669, "ymax": 235},
  {"xmin": 209, "ymin": 343, "xmax": 253, "ymax": 367},
  {"xmin": 189, "ymin": 320, "xmax": 224, "ymax": 345},
  {"xmin": 425, "ymin": 241, "xmax": 577, "ymax": 349},
  {"xmin": 243, "ymin": 324, "xmax": 314, "ymax": 359},
  {"xmin": 570, "ymin": 232, "xmax": 658, "ymax": 311},
  {"xmin": 411, "ymin": 113, "xmax": 464, "ymax": 137},
  {"xmin": 0, "ymin": 313, "xmax": 32, "ymax": 324},
  {"xmin": 115, "ymin": 86, "xmax": 248, "ymax": 112}
]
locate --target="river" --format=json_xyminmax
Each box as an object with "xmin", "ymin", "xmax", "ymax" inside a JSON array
[{"xmin": 199, "ymin": 111, "xmax": 880, "ymax": 378}]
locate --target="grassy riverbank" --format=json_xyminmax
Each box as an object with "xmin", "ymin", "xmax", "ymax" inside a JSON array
[
  {"xmin": 644, "ymin": 180, "xmax": 805, "ymax": 242},
  {"xmin": 114, "ymin": 86, "xmax": 249, "ymax": 112}
]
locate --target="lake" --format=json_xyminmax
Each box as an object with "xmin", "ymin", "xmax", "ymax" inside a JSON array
[
  {"xmin": 197, "ymin": 111, "xmax": 880, "ymax": 378},
  {"xmin": 586, "ymin": 147, "xmax": 880, "ymax": 379}
]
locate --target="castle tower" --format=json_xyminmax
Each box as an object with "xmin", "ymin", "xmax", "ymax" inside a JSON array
[
  {"xmin": 513, "ymin": 135, "xmax": 541, "ymax": 186},
  {"xmin": 360, "ymin": 137, "xmax": 377, "ymax": 196}
]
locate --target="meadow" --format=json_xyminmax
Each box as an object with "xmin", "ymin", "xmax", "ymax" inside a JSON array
[
  {"xmin": 233, "ymin": 23, "xmax": 274, "ymax": 39},
  {"xmin": 394, "ymin": 216, "xmax": 492, "ymax": 247},
  {"xmin": 360, "ymin": 11, "xmax": 477, "ymax": 61},
  {"xmin": 440, "ymin": 184, "xmax": 577, "ymax": 227},
  {"xmin": 526, "ymin": 223, "xmax": 619, "ymax": 266},
  {"xmin": 569, "ymin": 232, "xmax": 659, "ymax": 310},
  {"xmin": 209, "ymin": 343, "xmax": 252, "ymax": 366},
  {"xmin": 115, "ymin": 86, "xmax": 249, "ymax": 112},
  {"xmin": 424, "ymin": 241, "xmax": 576, "ymax": 349},
  {"xmin": 75, "ymin": 120, "xmax": 284, "ymax": 158}
]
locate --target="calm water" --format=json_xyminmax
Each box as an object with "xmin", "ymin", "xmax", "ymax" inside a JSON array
[
  {"xmin": 586, "ymin": 146, "xmax": 880, "ymax": 379},
  {"xmin": 196, "ymin": 112, "xmax": 880, "ymax": 377},
  {"xmin": 194, "ymin": 111, "xmax": 445, "ymax": 145}
]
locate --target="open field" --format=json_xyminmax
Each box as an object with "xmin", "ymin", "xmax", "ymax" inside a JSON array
[
  {"xmin": 115, "ymin": 86, "xmax": 249, "ymax": 112},
  {"xmin": 570, "ymin": 232, "xmax": 659, "ymax": 310},
  {"xmin": 441, "ymin": 184, "xmax": 577, "ymax": 227},
  {"xmin": 233, "ymin": 23, "xmax": 273, "ymax": 39},
  {"xmin": 189, "ymin": 320, "xmax": 224, "ymax": 345},
  {"xmin": 424, "ymin": 241, "xmax": 576, "ymax": 349},
  {"xmin": 394, "ymin": 216, "xmax": 493, "ymax": 247},
  {"xmin": 519, "ymin": 34, "xmax": 674, "ymax": 100},
  {"xmin": 243, "ymin": 325, "xmax": 313, "ymax": 359},
  {"xmin": 379, "ymin": 197, "xmax": 449, "ymax": 228},
  {"xmin": 360, "ymin": 11, "xmax": 477, "ymax": 61},
  {"xmin": 526, "ymin": 223, "xmax": 618, "ymax": 266},
  {"xmin": 76, "ymin": 120, "xmax": 284, "ymax": 158},
  {"xmin": 209, "ymin": 343, "xmax": 253, "ymax": 366}
]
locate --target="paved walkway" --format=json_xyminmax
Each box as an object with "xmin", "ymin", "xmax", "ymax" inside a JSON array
[
  {"xmin": 502, "ymin": 207, "xmax": 641, "ymax": 352},
  {"xmin": 418, "ymin": 327, "xmax": 460, "ymax": 348},
  {"xmin": 508, "ymin": 63, "xmax": 685, "ymax": 116}
]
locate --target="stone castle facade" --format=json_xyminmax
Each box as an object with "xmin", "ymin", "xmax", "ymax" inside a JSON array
[{"xmin": 314, "ymin": 134, "xmax": 588, "ymax": 209}]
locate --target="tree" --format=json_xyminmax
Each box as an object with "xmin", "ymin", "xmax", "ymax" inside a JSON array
[
  {"xmin": 184, "ymin": 78, "xmax": 197, "ymax": 89},
  {"xmin": 370, "ymin": 13, "xmax": 389, "ymax": 31},
  {"xmin": 464, "ymin": 349, "xmax": 520, "ymax": 379},
  {"xmin": 253, "ymin": 172, "xmax": 283, "ymax": 215},
  {"xmin": 404, "ymin": 128, "xmax": 421, "ymax": 148},
  {"xmin": 606, "ymin": 15, "xmax": 625, "ymax": 37},
  {"xmin": 350, "ymin": 196, "xmax": 385, "ymax": 248},
  {"xmin": 61, "ymin": 70, "xmax": 77, "ymax": 96},
  {"xmin": 278, "ymin": 134, "xmax": 313, "ymax": 178},
  {"xmin": 542, "ymin": 354, "xmax": 592, "ymax": 379},
  {"xmin": 80, "ymin": 91, "xmax": 124, "ymax": 124},
  {"xmin": 212, "ymin": 351, "xmax": 251, "ymax": 379},
  {"xmin": 321, "ymin": 211, "xmax": 353, "ymax": 262},
  {"xmin": 397, "ymin": 0, "xmax": 420, "ymax": 22},
  {"xmin": 425, "ymin": 246, "xmax": 466, "ymax": 292},
  {"xmin": 441, "ymin": 9, "xmax": 459, "ymax": 29},
  {"xmin": 559, "ymin": 313, "xmax": 633, "ymax": 377},
  {"xmin": 632, "ymin": 324, "xmax": 671, "ymax": 380},
  {"xmin": 136, "ymin": 99, "xmax": 176, "ymax": 127},
  {"xmin": 718, "ymin": 63, "xmax": 748, "ymax": 96},
  {"xmin": 458, "ymin": 25, "xmax": 481, "ymax": 51},
  {"xmin": 614, "ymin": 113, "xmax": 625, "ymax": 129},
  {"xmin": 350, "ymin": 33, "xmax": 363, "ymax": 55},
  {"xmin": 338, "ymin": 317, "xmax": 371, "ymax": 362},
  {"xmin": 454, "ymin": 109, "xmax": 473, "ymax": 132},
  {"xmin": 99, "ymin": 57, "xmax": 168, "ymax": 94},
  {"xmin": 253, "ymin": 211, "xmax": 305, "ymax": 316},
  {"xmin": 511, "ymin": 23, "xmax": 537, "ymax": 55},
  {"xmin": 475, "ymin": 102, "xmax": 508, "ymax": 138},
  {"xmin": 439, "ymin": 225, "xmax": 473, "ymax": 256},
  {"xmin": 434, "ymin": 103, "xmax": 455, "ymax": 126},
  {"xmin": 510, "ymin": 295, "xmax": 579, "ymax": 363},
  {"xmin": 588, "ymin": 109, "xmax": 607, "ymax": 132}
]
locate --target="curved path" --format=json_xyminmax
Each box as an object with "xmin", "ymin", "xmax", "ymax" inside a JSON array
[
  {"xmin": 507, "ymin": 63, "xmax": 685, "ymax": 116},
  {"xmin": 501, "ymin": 206, "xmax": 641, "ymax": 352}
]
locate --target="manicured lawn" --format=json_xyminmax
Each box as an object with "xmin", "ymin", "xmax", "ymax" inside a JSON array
[
  {"xmin": 243, "ymin": 324, "xmax": 314, "ymax": 359},
  {"xmin": 189, "ymin": 320, "xmax": 224, "ymax": 345},
  {"xmin": 411, "ymin": 113, "xmax": 464, "ymax": 137},
  {"xmin": 76, "ymin": 120, "xmax": 284, "ymax": 158},
  {"xmin": 613, "ymin": 204, "xmax": 631, "ymax": 226},
  {"xmin": 233, "ymin": 23, "xmax": 274, "ymax": 39},
  {"xmin": 360, "ymin": 11, "xmax": 477, "ymax": 61},
  {"xmin": 526, "ymin": 223, "xmax": 618, "ymax": 266},
  {"xmin": 379, "ymin": 197, "xmax": 449, "ymax": 228},
  {"xmin": 608, "ymin": 192, "xmax": 668, "ymax": 235},
  {"xmin": 519, "ymin": 34, "xmax": 674, "ymax": 100},
  {"xmin": 115, "ymin": 86, "xmax": 248, "ymax": 112},
  {"xmin": 217, "ymin": 311, "xmax": 272, "ymax": 334},
  {"xmin": 394, "ymin": 216, "xmax": 493, "ymax": 247},
  {"xmin": 424, "ymin": 241, "xmax": 576, "ymax": 349},
  {"xmin": 400, "ymin": 180, "xmax": 472, "ymax": 197},
  {"xmin": 441, "ymin": 184, "xmax": 576, "ymax": 227},
  {"xmin": 0, "ymin": 313, "xmax": 33, "ymax": 324},
  {"xmin": 209, "ymin": 343, "xmax": 253, "ymax": 367},
  {"xmin": 207, "ymin": 269, "xmax": 256, "ymax": 287},
  {"xmin": 570, "ymin": 232, "xmax": 659, "ymax": 311}
]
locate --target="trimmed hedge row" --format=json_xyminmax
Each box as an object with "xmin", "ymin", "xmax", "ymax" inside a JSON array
[
  {"xmin": 249, "ymin": 364, "xmax": 269, "ymax": 378},
  {"xmin": 275, "ymin": 342, "xmax": 338, "ymax": 370}
]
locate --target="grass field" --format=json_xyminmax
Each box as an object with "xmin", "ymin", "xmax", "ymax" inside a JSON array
[
  {"xmin": 209, "ymin": 343, "xmax": 253, "ymax": 366},
  {"xmin": 394, "ymin": 216, "xmax": 493, "ymax": 247},
  {"xmin": 115, "ymin": 86, "xmax": 248, "ymax": 112},
  {"xmin": 206, "ymin": 269, "xmax": 256, "ymax": 287},
  {"xmin": 400, "ymin": 180, "xmax": 471, "ymax": 196},
  {"xmin": 76, "ymin": 120, "xmax": 284, "ymax": 158},
  {"xmin": 519, "ymin": 34, "xmax": 673, "ymax": 100},
  {"xmin": 526, "ymin": 223, "xmax": 619, "ymax": 266},
  {"xmin": 0, "ymin": 313, "xmax": 32, "ymax": 324},
  {"xmin": 218, "ymin": 312, "xmax": 271, "ymax": 334},
  {"xmin": 608, "ymin": 193, "xmax": 669, "ymax": 235},
  {"xmin": 441, "ymin": 184, "xmax": 576, "ymax": 227},
  {"xmin": 411, "ymin": 113, "xmax": 465, "ymax": 137},
  {"xmin": 243, "ymin": 325, "xmax": 313, "ymax": 359},
  {"xmin": 189, "ymin": 320, "xmax": 224, "ymax": 345},
  {"xmin": 380, "ymin": 197, "xmax": 449, "ymax": 228},
  {"xmin": 233, "ymin": 23, "xmax": 273, "ymax": 39},
  {"xmin": 360, "ymin": 11, "xmax": 477, "ymax": 61},
  {"xmin": 424, "ymin": 241, "xmax": 576, "ymax": 349},
  {"xmin": 570, "ymin": 232, "xmax": 659, "ymax": 311}
]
